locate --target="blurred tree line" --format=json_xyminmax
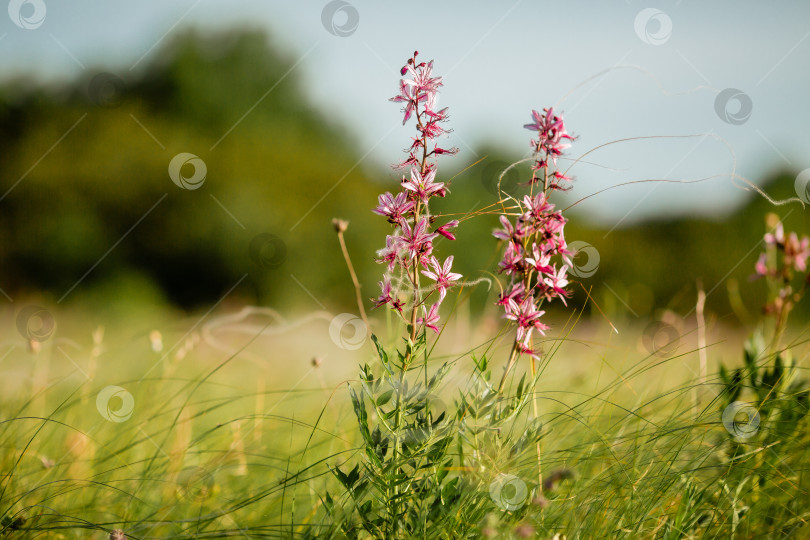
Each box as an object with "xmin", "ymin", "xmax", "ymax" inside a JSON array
[
  {"xmin": 0, "ymin": 29, "xmax": 384, "ymax": 314},
  {"xmin": 1, "ymin": 28, "xmax": 807, "ymax": 325}
]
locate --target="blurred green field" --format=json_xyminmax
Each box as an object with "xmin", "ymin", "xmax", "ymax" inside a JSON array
[{"xmin": 2, "ymin": 300, "xmax": 808, "ymax": 538}]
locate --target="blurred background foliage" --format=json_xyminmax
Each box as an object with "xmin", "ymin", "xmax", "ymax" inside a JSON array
[{"xmin": 1, "ymin": 29, "xmax": 807, "ymax": 324}]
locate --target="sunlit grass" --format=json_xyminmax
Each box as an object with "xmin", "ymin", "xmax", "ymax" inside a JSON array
[{"xmin": 2, "ymin": 304, "xmax": 808, "ymax": 538}]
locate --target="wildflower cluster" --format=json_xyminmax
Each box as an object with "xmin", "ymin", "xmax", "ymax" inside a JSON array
[
  {"xmin": 373, "ymin": 51, "xmax": 460, "ymax": 336},
  {"xmin": 754, "ymin": 216, "xmax": 810, "ymax": 321},
  {"xmin": 525, "ymin": 107, "xmax": 575, "ymax": 191},
  {"xmin": 494, "ymin": 110, "xmax": 576, "ymax": 367}
]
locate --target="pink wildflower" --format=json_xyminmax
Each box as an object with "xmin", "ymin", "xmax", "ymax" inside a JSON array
[
  {"xmin": 764, "ymin": 223, "xmax": 784, "ymax": 245},
  {"xmin": 543, "ymin": 265, "xmax": 571, "ymax": 305},
  {"xmin": 402, "ymin": 166, "xmax": 446, "ymax": 202},
  {"xmin": 755, "ymin": 253, "xmax": 769, "ymax": 277},
  {"xmin": 399, "ymin": 217, "xmax": 438, "ymax": 261},
  {"xmin": 417, "ymin": 303, "xmax": 441, "ymax": 333},
  {"xmin": 422, "ymin": 255, "xmax": 462, "ymax": 302},
  {"xmin": 374, "ymin": 277, "xmax": 393, "ymax": 308},
  {"xmin": 497, "ymin": 282, "xmax": 526, "ymax": 313},
  {"xmin": 505, "ymin": 297, "xmax": 549, "ymax": 345},
  {"xmin": 373, "ymin": 192, "xmax": 415, "ymax": 223},
  {"xmin": 436, "ymin": 220, "xmax": 459, "ymax": 241},
  {"xmin": 525, "ymin": 244, "xmax": 553, "ymax": 275}
]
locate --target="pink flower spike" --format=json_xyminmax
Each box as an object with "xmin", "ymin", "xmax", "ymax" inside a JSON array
[
  {"xmin": 436, "ymin": 220, "xmax": 459, "ymax": 240},
  {"xmin": 524, "ymin": 107, "xmax": 574, "ymax": 164},
  {"xmin": 421, "ymin": 255, "xmax": 462, "ymax": 302},
  {"xmin": 417, "ymin": 303, "xmax": 441, "ymax": 334}
]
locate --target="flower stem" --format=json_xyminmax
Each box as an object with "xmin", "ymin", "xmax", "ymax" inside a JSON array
[
  {"xmin": 530, "ymin": 354, "xmax": 543, "ymax": 499},
  {"xmin": 335, "ymin": 224, "xmax": 371, "ymax": 336},
  {"xmin": 497, "ymin": 340, "xmax": 521, "ymax": 392}
]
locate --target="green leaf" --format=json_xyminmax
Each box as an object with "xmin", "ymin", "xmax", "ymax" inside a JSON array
[
  {"xmin": 371, "ymin": 334, "xmax": 388, "ymax": 364},
  {"xmin": 333, "ymin": 465, "xmax": 351, "ymax": 490},
  {"xmin": 428, "ymin": 362, "xmax": 451, "ymax": 391},
  {"xmin": 349, "ymin": 384, "xmax": 373, "ymax": 447},
  {"xmin": 376, "ymin": 389, "xmax": 393, "ymax": 407}
]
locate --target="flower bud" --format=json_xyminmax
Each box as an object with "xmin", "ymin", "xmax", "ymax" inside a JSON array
[{"xmin": 332, "ymin": 218, "xmax": 349, "ymax": 233}]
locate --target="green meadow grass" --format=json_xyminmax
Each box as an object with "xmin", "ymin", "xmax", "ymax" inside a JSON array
[{"xmin": 1, "ymin": 306, "xmax": 808, "ymax": 539}]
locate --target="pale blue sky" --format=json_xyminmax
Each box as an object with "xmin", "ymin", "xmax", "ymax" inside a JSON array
[{"xmin": 2, "ymin": 1, "xmax": 809, "ymax": 225}]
